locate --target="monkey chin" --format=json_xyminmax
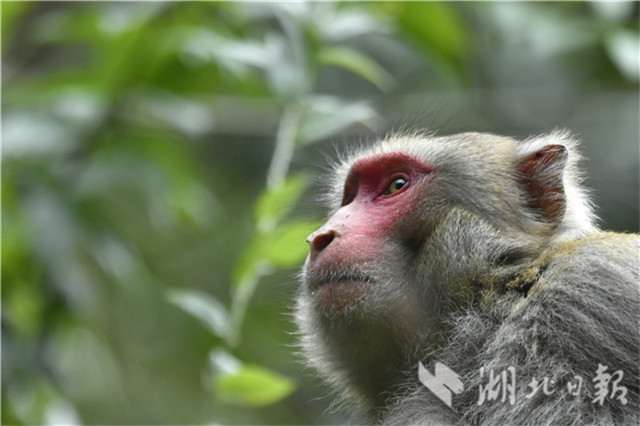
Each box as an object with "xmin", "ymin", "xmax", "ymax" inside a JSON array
[{"xmin": 312, "ymin": 279, "xmax": 374, "ymax": 314}]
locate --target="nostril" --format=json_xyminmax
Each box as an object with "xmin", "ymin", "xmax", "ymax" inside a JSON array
[{"xmin": 312, "ymin": 231, "xmax": 336, "ymax": 254}]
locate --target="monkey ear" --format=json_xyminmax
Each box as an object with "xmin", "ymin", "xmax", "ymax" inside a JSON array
[{"xmin": 516, "ymin": 144, "xmax": 568, "ymax": 224}]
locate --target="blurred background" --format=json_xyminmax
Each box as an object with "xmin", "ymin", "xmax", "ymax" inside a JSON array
[{"xmin": 2, "ymin": 2, "xmax": 638, "ymax": 425}]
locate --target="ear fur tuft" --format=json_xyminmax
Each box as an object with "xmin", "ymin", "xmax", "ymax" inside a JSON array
[
  {"xmin": 515, "ymin": 131, "xmax": 598, "ymax": 240},
  {"xmin": 517, "ymin": 144, "xmax": 568, "ymax": 224}
]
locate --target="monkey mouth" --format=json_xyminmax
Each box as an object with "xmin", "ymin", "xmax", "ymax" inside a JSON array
[
  {"xmin": 305, "ymin": 268, "xmax": 376, "ymax": 309},
  {"xmin": 309, "ymin": 275, "xmax": 373, "ymax": 292},
  {"xmin": 309, "ymin": 276, "xmax": 375, "ymax": 310}
]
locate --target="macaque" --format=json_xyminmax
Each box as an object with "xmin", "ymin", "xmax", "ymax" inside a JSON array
[{"xmin": 294, "ymin": 131, "xmax": 639, "ymax": 425}]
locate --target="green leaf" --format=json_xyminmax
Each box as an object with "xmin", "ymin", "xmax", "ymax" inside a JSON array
[
  {"xmin": 167, "ymin": 289, "xmax": 230, "ymax": 339},
  {"xmin": 254, "ymin": 174, "xmax": 308, "ymax": 232},
  {"xmin": 209, "ymin": 348, "xmax": 242, "ymax": 375},
  {"xmin": 215, "ymin": 364, "xmax": 295, "ymax": 407},
  {"xmin": 261, "ymin": 220, "xmax": 319, "ymax": 268},
  {"xmin": 298, "ymin": 96, "xmax": 378, "ymax": 145},
  {"xmin": 319, "ymin": 8, "xmax": 388, "ymax": 42},
  {"xmin": 318, "ymin": 46, "xmax": 394, "ymax": 91},
  {"xmin": 605, "ymin": 30, "xmax": 640, "ymax": 82},
  {"xmin": 232, "ymin": 237, "xmax": 269, "ymax": 290},
  {"xmin": 232, "ymin": 220, "xmax": 319, "ymax": 289},
  {"xmin": 169, "ymin": 179, "xmax": 220, "ymax": 227},
  {"xmin": 181, "ymin": 29, "xmax": 277, "ymax": 70},
  {"xmin": 1, "ymin": 1, "xmax": 32, "ymax": 48},
  {"xmin": 5, "ymin": 280, "xmax": 44, "ymax": 338},
  {"xmin": 395, "ymin": 2, "xmax": 468, "ymax": 65}
]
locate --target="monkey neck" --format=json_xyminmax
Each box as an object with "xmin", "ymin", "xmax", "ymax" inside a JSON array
[{"xmin": 319, "ymin": 316, "xmax": 422, "ymax": 416}]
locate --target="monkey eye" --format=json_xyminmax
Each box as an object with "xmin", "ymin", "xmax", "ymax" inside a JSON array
[{"xmin": 382, "ymin": 177, "xmax": 408, "ymax": 196}]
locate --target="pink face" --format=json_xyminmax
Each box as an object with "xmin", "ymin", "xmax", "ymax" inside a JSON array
[{"xmin": 304, "ymin": 152, "xmax": 433, "ymax": 309}]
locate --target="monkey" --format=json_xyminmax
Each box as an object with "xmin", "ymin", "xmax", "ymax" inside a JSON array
[{"xmin": 294, "ymin": 130, "xmax": 639, "ymax": 425}]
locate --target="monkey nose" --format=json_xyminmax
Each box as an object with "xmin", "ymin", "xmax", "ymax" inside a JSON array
[{"xmin": 307, "ymin": 229, "xmax": 337, "ymax": 256}]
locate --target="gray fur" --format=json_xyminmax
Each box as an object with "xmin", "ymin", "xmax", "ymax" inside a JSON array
[{"xmin": 295, "ymin": 132, "xmax": 639, "ymax": 425}]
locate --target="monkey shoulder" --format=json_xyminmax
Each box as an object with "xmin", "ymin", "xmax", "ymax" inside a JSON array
[
  {"xmin": 507, "ymin": 231, "xmax": 639, "ymax": 376},
  {"xmin": 519, "ymin": 232, "xmax": 639, "ymax": 331},
  {"xmin": 455, "ymin": 233, "xmax": 640, "ymax": 425},
  {"xmin": 530, "ymin": 232, "xmax": 639, "ymax": 304}
]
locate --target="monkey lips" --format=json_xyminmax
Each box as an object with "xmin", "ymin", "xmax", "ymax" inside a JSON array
[{"xmin": 304, "ymin": 268, "xmax": 375, "ymax": 312}]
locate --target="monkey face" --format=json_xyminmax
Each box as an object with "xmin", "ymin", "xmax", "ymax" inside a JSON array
[
  {"xmin": 302, "ymin": 152, "xmax": 434, "ymax": 318},
  {"xmin": 296, "ymin": 134, "xmax": 522, "ymax": 350},
  {"xmin": 295, "ymin": 134, "xmax": 525, "ymax": 386},
  {"xmin": 294, "ymin": 147, "xmax": 447, "ymax": 406}
]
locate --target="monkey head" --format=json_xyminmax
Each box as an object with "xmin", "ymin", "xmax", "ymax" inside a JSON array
[{"xmin": 294, "ymin": 131, "xmax": 597, "ymax": 411}]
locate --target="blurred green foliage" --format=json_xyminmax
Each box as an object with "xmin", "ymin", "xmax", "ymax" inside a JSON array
[{"xmin": 2, "ymin": 2, "xmax": 638, "ymax": 425}]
